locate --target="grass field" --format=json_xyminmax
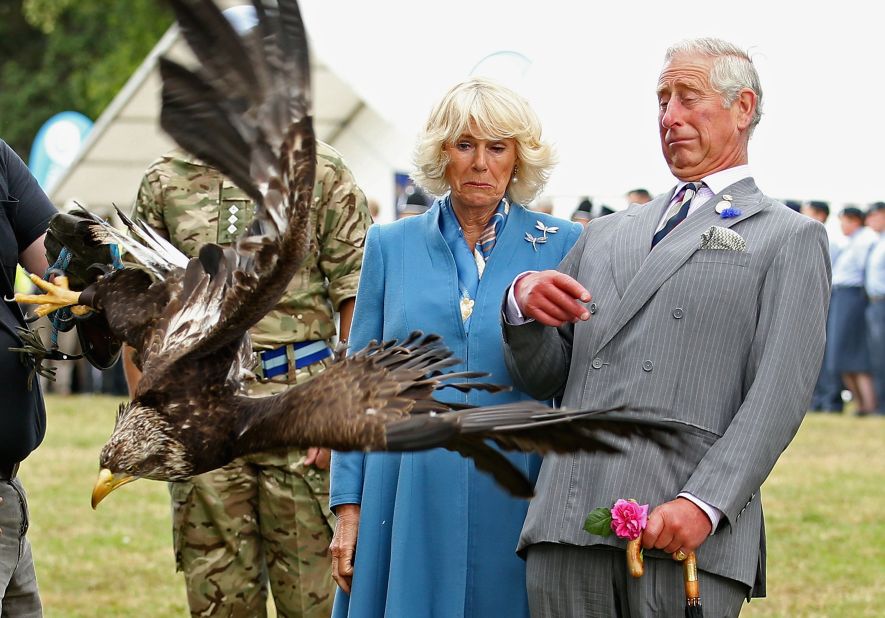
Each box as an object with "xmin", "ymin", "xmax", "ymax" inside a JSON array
[{"xmin": 19, "ymin": 395, "xmax": 885, "ymax": 616}]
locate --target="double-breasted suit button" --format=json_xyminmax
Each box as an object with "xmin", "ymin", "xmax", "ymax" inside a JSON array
[
  {"xmin": 642, "ymin": 360, "xmax": 653, "ymax": 372},
  {"xmin": 591, "ymin": 357, "xmax": 603, "ymax": 369},
  {"xmin": 672, "ymin": 308, "xmax": 684, "ymax": 319},
  {"xmin": 588, "ymin": 302, "xmax": 598, "ymax": 315}
]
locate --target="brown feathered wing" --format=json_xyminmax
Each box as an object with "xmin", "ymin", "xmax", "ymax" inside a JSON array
[
  {"xmin": 233, "ymin": 333, "xmax": 682, "ymax": 498},
  {"xmin": 135, "ymin": 0, "xmax": 316, "ymax": 394}
]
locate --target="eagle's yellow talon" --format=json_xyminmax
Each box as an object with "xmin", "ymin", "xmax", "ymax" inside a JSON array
[{"xmin": 14, "ymin": 273, "xmax": 86, "ymax": 317}]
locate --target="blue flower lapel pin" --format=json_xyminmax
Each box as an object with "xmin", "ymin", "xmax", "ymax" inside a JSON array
[
  {"xmin": 714, "ymin": 194, "xmax": 741, "ymax": 219},
  {"xmin": 525, "ymin": 220, "xmax": 558, "ymax": 251}
]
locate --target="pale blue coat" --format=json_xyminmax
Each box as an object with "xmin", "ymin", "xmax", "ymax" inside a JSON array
[{"xmin": 330, "ymin": 200, "xmax": 582, "ymax": 618}]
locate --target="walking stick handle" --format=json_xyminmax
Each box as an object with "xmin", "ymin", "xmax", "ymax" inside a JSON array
[
  {"xmin": 626, "ymin": 538, "xmax": 644, "ymax": 577},
  {"xmin": 673, "ymin": 550, "xmax": 701, "ymax": 606}
]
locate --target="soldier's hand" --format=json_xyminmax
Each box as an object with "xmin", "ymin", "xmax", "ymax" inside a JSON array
[
  {"xmin": 514, "ymin": 270, "xmax": 591, "ymax": 327},
  {"xmin": 330, "ymin": 504, "xmax": 360, "ymax": 594},
  {"xmin": 305, "ymin": 447, "xmax": 330, "ymax": 470}
]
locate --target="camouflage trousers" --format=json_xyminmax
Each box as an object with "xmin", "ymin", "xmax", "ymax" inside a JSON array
[{"xmin": 170, "ymin": 357, "xmax": 335, "ymax": 618}]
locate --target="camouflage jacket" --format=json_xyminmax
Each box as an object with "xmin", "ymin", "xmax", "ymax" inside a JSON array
[{"xmin": 132, "ymin": 142, "xmax": 371, "ymax": 349}]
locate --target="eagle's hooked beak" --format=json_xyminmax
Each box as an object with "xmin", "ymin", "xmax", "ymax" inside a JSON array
[{"xmin": 91, "ymin": 468, "xmax": 136, "ymax": 508}]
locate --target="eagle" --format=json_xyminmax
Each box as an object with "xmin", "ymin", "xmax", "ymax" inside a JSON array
[{"xmin": 16, "ymin": 0, "xmax": 679, "ymax": 507}]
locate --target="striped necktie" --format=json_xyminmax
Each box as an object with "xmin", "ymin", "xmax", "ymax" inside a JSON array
[{"xmin": 652, "ymin": 182, "xmax": 699, "ymax": 247}]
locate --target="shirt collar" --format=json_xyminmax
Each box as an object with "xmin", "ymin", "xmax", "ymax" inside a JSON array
[{"xmin": 674, "ymin": 164, "xmax": 752, "ymax": 196}]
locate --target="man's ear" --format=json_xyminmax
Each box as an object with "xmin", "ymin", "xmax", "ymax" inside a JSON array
[{"xmin": 734, "ymin": 88, "xmax": 757, "ymax": 131}]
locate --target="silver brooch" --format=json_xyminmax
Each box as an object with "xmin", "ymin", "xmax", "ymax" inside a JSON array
[
  {"xmin": 525, "ymin": 220, "xmax": 559, "ymax": 251},
  {"xmin": 714, "ymin": 194, "xmax": 734, "ymax": 214}
]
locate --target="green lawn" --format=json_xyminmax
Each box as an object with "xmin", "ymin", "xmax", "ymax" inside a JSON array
[
  {"xmin": 19, "ymin": 396, "xmax": 885, "ymax": 616},
  {"xmin": 23, "ymin": 395, "xmax": 188, "ymax": 617}
]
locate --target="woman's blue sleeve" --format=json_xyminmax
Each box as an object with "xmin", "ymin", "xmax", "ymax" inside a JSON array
[{"xmin": 329, "ymin": 224, "xmax": 386, "ymax": 509}]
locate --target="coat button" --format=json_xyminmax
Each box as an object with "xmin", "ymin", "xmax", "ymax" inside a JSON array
[
  {"xmin": 591, "ymin": 357, "xmax": 603, "ymax": 369},
  {"xmin": 588, "ymin": 302, "xmax": 598, "ymax": 315},
  {"xmin": 642, "ymin": 360, "xmax": 653, "ymax": 372},
  {"xmin": 672, "ymin": 308, "xmax": 684, "ymax": 319}
]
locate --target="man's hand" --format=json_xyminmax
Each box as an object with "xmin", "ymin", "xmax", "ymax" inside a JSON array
[
  {"xmin": 304, "ymin": 447, "xmax": 331, "ymax": 470},
  {"xmin": 330, "ymin": 504, "xmax": 360, "ymax": 594},
  {"xmin": 514, "ymin": 270, "xmax": 591, "ymax": 327},
  {"xmin": 641, "ymin": 497, "xmax": 712, "ymax": 555}
]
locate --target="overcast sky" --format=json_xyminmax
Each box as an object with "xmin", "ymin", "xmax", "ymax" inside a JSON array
[{"xmin": 301, "ymin": 0, "xmax": 884, "ymax": 209}]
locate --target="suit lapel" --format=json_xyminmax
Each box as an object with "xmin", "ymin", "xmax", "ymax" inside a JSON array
[
  {"xmin": 595, "ymin": 178, "xmax": 766, "ymax": 355},
  {"xmin": 610, "ymin": 192, "xmax": 675, "ymax": 298}
]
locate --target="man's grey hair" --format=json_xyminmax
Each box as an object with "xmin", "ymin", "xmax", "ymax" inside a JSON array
[{"xmin": 665, "ymin": 38, "xmax": 763, "ymax": 136}]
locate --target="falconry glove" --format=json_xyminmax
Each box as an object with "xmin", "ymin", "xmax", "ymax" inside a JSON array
[{"xmin": 43, "ymin": 209, "xmax": 123, "ymax": 369}]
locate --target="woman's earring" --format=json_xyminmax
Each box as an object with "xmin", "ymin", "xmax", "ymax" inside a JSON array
[{"xmin": 512, "ymin": 165, "xmax": 519, "ymax": 183}]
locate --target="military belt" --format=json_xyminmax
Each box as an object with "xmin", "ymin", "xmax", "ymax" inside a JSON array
[
  {"xmin": 259, "ymin": 340, "xmax": 332, "ymax": 379},
  {"xmin": 0, "ymin": 462, "xmax": 20, "ymax": 481}
]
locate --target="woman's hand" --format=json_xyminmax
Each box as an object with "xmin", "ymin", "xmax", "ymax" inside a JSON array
[
  {"xmin": 330, "ymin": 503, "xmax": 361, "ymax": 594},
  {"xmin": 304, "ymin": 447, "xmax": 331, "ymax": 470}
]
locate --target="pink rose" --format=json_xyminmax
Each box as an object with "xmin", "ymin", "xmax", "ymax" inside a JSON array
[{"xmin": 610, "ymin": 499, "xmax": 649, "ymax": 540}]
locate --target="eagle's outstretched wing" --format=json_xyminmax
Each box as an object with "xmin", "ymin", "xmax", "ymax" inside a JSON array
[
  {"xmin": 232, "ymin": 333, "xmax": 681, "ymax": 498},
  {"xmin": 383, "ymin": 406, "xmax": 681, "ymax": 497},
  {"xmin": 136, "ymin": 0, "xmax": 316, "ymax": 391}
]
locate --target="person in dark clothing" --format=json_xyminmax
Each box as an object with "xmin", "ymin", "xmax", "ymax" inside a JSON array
[{"xmin": 0, "ymin": 138, "xmax": 56, "ymax": 617}]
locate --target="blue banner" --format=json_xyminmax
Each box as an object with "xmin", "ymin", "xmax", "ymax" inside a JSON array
[{"xmin": 28, "ymin": 111, "xmax": 93, "ymax": 190}]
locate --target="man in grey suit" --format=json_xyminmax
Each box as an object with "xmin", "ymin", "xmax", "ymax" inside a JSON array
[{"xmin": 502, "ymin": 38, "xmax": 830, "ymax": 616}]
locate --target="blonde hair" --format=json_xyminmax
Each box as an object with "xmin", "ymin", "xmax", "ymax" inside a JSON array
[{"xmin": 412, "ymin": 78, "xmax": 556, "ymax": 205}]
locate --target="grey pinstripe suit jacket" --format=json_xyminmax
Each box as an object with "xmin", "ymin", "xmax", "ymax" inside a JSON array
[{"xmin": 503, "ymin": 178, "xmax": 831, "ymax": 596}]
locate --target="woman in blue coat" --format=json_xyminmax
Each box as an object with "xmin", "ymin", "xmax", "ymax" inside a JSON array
[{"xmin": 330, "ymin": 78, "xmax": 582, "ymax": 618}]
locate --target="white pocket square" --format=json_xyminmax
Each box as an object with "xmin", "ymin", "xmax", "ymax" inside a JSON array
[{"xmin": 700, "ymin": 226, "xmax": 746, "ymax": 252}]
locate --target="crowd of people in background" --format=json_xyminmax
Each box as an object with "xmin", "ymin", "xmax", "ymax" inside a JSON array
[{"xmin": 802, "ymin": 200, "xmax": 885, "ymax": 416}]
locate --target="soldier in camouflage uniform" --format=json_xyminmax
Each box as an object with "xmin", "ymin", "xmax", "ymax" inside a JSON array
[{"xmin": 123, "ymin": 141, "xmax": 371, "ymax": 618}]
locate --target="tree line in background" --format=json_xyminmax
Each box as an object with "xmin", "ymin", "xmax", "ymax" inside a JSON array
[{"xmin": 0, "ymin": 0, "xmax": 173, "ymax": 158}]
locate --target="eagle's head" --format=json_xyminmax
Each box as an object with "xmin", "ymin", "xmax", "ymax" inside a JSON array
[{"xmin": 91, "ymin": 401, "xmax": 191, "ymax": 508}]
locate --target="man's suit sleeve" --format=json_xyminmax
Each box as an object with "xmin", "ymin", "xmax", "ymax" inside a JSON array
[
  {"xmin": 502, "ymin": 223, "xmax": 587, "ymax": 401},
  {"xmin": 329, "ymin": 224, "xmax": 384, "ymax": 510},
  {"xmin": 681, "ymin": 219, "xmax": 831, "ymax": 528}
]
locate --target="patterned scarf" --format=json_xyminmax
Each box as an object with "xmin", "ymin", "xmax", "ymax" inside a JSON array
[{"xmin": 439, "ymin": 195, "xmax": 510, "ymax": 330}]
